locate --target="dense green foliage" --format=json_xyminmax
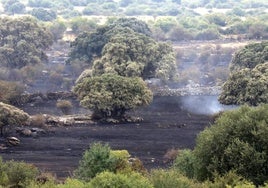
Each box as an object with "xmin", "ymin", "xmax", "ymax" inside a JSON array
[
  {"xmin": 68, "ymin": 18, "xmax": 152, "ymax": 65},
  {"xmin": 219, "ymin": 63, "xmax": 268, "ymax": 105},
  {"xmin": 172, "ymin": 149, "xmax": 196, "ymax": 179},
  {"xmin": 92, "ymin": 29, "xmax": 177, "ymax": 81},
  {"xmin": 74, "ymin": 73, "xmax": 152, "ymax": 118},
  {"xmin": 219, "ymin": 42, "xmax": 268, "ymax": 105},
  {"xmin": 0, "ymin": 16, "xmax": 53, "ymax": 69},
  {"xmin": 193, "ymin": 104, "xmax": 268, "ymax": 185},
  {"xmin": 0, "ymin": 157, "xmax": 39, "ymax": 187},
  {"xmin": 150, "ymin": 169, "xmax": 198, "ymax": 188},
  {"xmin": 229, "ymin": 42, "xmax": 268, "ymax": 72},
  {"xmin": 30, "ymin": 8, "xmax": 57, "ymax": 21},
  {"xmin": 89, "ymin": 171, "xmax": 153, "ymax": 188},
  {"xmin": 75, "ymin": 142, "xmax": 117, "ymax": 181},
  {"xmin": 69, "ymin": 17, "xmax": 177, "ymax": 82},
  {"xmin": 75, "ymin": 142, "xmax": 147, "ymax": 182},
  {"xmin": 2, "ymin": 0, "xmax": 26, "ymax": 14}
]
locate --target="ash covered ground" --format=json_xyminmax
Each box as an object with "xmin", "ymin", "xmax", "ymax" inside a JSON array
[{"xmin": 0, "ymin": 96, "xmax": 216, "ymax": 178}]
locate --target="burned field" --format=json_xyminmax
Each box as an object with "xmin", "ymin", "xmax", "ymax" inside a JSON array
[{"xmin": 0, "ymin": 96, "xmax": 212, "ymax": 179}]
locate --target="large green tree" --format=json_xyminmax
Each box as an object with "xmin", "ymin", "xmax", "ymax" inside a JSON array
[
  {"xmin": 193, "ymin": 104, "xmax": 268, "ymax": 185},
  {"xmin": 68, "ymin": 18, "xmax": 152, "ymax": 65},
  {"xmin": 0, "ymin": 16, "xmax": 53, "ymax": 69},
  {"xmin": 73, "ymin": 73, "xmax": 153, "ymax": 118},
  {"xmin": 219, "ymin": 41, "xmax": 268, "ymax": 105},
  {"xmin": 69, "ymin": 17, "xmax": 177, "ymax": 81},
  {"xmin": 92, "ymin": 28, "xmax": 177, "ymax": 81}
]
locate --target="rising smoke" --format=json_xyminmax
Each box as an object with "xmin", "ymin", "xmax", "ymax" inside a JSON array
[{"xmin": 181, "ymin": 95, "xmax": 236, "ymax": 115}]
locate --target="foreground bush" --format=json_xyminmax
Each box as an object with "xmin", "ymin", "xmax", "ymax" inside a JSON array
[
  {"xmin": 194, "ymin": 104, "xmax": 268, "ymax": 185},
  {"xmin": 0, "ymin": 158, "xmax": 39, "ymax": 188},
  {"xmin": 75, "ymin": 142, "xmax": 117, "ymax": 181},
  {"xmin": 89, "ymin": 171, "xmax": 153, "ymax": 188},
  {"xmin": 150, "ymin": 169, "xmax": 199, "ymax": 188},
  {"xmin": 203, "ymin": 171, "xmax": 255, "ymax": 188},
  {"xmin": 172, "ymin": 149, "xmax": 196, "ymax": 179},
  {"xmin": 75, "ymin": 142, "xmax": 147, "ymax": 182}
]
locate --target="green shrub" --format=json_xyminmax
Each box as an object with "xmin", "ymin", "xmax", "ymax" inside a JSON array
[
  {"xmin": 4, "ymin": 160, "xmax": 39, "ymax": 187},
  {"xmin": 110, "ymin": 150, "xmax": 131, "ymax": 172},
  {"xmin": 0, "ymin": 157, "xmax": 8, "ymax": 186},
  {"xmin": 194, "ymin": 104, "xmax": 268, "ymax": 185},
  {"xmin": 75, "ymin": 142, "xmax": 117, "ymax": 181},
  {"xmin": 89, "ymin": 171, "xmax": 153, "ymax": 188},
  {"xmin": 150, "ymin": 169, "xmax": 199, "ymax": 188},
  {"xmin": 57, "ymin": 178, "xmax": 87, "ymax": 188},
  {"xmin": 173, "ymin": 149, "xmax": 196, "ymax": 179},
  {"xmin": 28, "ymin": 180, "xmax": 57, "ymax": 188},
  {"xmin": 203, "ymin": 171, "xmax": 255, "ymax": 188}
]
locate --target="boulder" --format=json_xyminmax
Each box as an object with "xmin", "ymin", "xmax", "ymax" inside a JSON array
[{"xmin": 6, "ymin": 137, "xmax": 20, "ymax": 146}]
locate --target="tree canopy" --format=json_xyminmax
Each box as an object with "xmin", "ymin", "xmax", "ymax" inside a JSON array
[
  {"xmin": 229, "ymin": 41, "xmax": 268, "ymax": 72},
  {"xmin": 193, "ymin": 104, "xmax": 268, "ymax": 185},
  {"xmin": 0, "ymin": 16, "xmax": 53, "ymax": 69},
  {"xmin": 92, "ymin": 28, "xmax": 177, "ymax": 81},
  {"xmin": 69, "ymin": 17, "xmax": 177, "ymax": 82},
  {"xmin": 3, "ymin": 0, "xmax": 26, "ymax": 15},
  {"xmin": 68, "ymin": 17, "xmax": 152, "ymax": 65},
  {"xmin": 219, "ymin": 41, "xmax": 268, "ymax": 105},
  {"xmin": 73, "ymin": 73, "xmax": 153, "ymax": 118}
]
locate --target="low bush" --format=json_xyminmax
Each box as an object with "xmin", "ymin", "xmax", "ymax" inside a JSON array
[
  {"xmin": 0, "ymin": 157, "xmax": 8, "ymax": 186},
  {"xmin": 30, "ymin": 114, "xmax": 46, "ymax": 127},
  {"xmin": 163, "ymin": 148, "xmax": 179, "ymax": 164},
  {"xmin": 56, "ymin": 100, "xmax": 73, "ymax": 115},
  {"xmin": 0, "ymin": 161, "xmax": 39, "ymax": 187},
  {"xmin": 203, "ymin": 171, "xmax": 255, "ymax": 188},
  {"xmin": 0, "ymin": 80, "xmax": 24, "ymax": 105},
  {"xmin": 150, "ymin": 169, "xmax": 199, "ymax": 188},
  {"xmin": 89, "ymin": 171, "xmax": 153, "ymax": 188},
  {"xmin": 173, "ymin": 149, "xmax": 196, "ymax": 179},
  {"xmin": 75, "ymin": 142, "xmax": 117, "ymax": 181}
]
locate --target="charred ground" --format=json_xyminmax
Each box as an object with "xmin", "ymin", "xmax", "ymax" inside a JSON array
[{"xmin": 0, "ymin": 96, "xmax": 212, "ymax": 179}]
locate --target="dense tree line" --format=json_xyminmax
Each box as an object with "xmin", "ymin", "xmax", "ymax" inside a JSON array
[{"xmin": 219, "ymin": 41, "xmax": 268, "ymax": 105}]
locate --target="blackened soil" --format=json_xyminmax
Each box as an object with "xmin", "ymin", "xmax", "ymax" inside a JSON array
[{"xmin": 0, "ymin": 96, "xmax": 212, "ymax": 179}]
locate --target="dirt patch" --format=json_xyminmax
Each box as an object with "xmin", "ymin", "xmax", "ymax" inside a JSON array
[{"xmin": 0, "ymin": 96, "xmax": 212, "ymax": 179}]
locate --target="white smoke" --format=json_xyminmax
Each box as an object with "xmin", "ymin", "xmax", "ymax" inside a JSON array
[{"xmin": 181, "ymin": 95, "xmax": 235, "ymax": 115}]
